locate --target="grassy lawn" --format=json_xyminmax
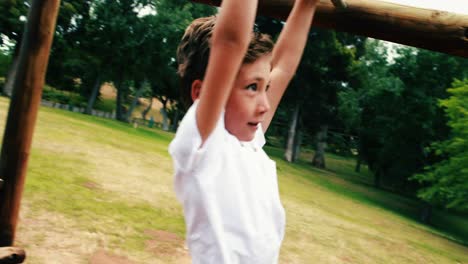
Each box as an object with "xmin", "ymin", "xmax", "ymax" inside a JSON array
[{"xmin": 0, "ymin": 96, "xmax": 467, "ymax": 264}]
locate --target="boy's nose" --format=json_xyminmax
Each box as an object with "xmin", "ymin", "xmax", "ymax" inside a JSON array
[{"xmin": 257, "ymin": 92, "xmax": 270, "ymax": 114}]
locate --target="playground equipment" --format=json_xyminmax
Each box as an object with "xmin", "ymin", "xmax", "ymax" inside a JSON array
[
  {"xmin": 0, "ymin": 0, "xmax": 60, "ymax": 262},
  {"xmin": 194, "ymin": 0, "xmax": 468, "ymax": 57},
  {"xmin": 0, "ymin": 0, "xmax": 466, "ymax": 262}
]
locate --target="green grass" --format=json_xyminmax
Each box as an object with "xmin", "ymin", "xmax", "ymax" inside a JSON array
[
  {"xmin": 0, "ymin": 96, "xmax": 467, "ymax": 264},
  {"xmin": 27, "ymin": 148, "xmax": 183, "ymax": 252}
]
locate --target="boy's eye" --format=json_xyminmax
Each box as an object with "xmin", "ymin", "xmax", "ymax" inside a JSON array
[{"xmin": 246, "ymin": 83, "xmax": 257, "ymax": 91}]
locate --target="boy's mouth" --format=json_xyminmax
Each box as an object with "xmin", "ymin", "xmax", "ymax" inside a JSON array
[{"xmin": 248, "ymin": 122, "xmax": 259, "ymax": 128}]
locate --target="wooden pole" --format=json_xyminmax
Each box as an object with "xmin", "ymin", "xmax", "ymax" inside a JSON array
[
  {"xmin": 192, "ymin": 0, "xmax": 468, "ymax": 57},
  {"xmin": 0, "ymin": 247, "xmax": 26, "ymax": 264},
  {"xmin": 0, "ymin": 0, "xmax": 61, "ymax": 246}
]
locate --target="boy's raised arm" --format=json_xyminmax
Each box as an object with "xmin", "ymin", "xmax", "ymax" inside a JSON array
[
  {"xmin": 262, "ymin": 0, "xmax": 319, "ymax": 132},
  {"xmin": 196, "ymin": 0, "xmax": 258, "ymax": 144}
]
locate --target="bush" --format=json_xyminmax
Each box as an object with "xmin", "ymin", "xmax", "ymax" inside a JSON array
[
  {"xmin": 42, "ymin": 85, "xmax": 87, "ymax": 107},
  {"xmin": 0, "ymin": 53, "xmax": 12, "ymax": 76},
  {"xmin": 94, "ymin": 98, "xmax": 116, "ymax": 112}
]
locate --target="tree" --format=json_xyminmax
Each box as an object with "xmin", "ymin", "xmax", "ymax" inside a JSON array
[
  {"xmin": 342, "ymin": 41, "xmax": 468, "ymax": 193},
  {"xmin": 0, "ymin": 0, "xmax": 29, "ymax": 96},
  {"xmin": 46, "ymin": 0, "xmax": 96, "ymax": 93},
  {"xmin": 284, "ymin": 100, "xmax": 302, "ymax": 162},
  {"xmin": 0, "ymin": 0, "xmax": 28, "ymax": 44},
  {"xmin": 89, "ymin": 0, "xmax": 150, "ymax": 120},
  {"xmin": 411, "ymin": 79, "xmax": 468, "ymax": 213},
  {"xmin": 270, "ymin": 29, "xmax": 357, "ymax": 165},
  {"xmin": 41, "ymin": 0, "xmax": 215, "ymax": 123},
  {"xmin": 338, "ymin": 39, "xmax": 405, "ymax": 184},
  {"xmin": 146, "ymin": 0, "xmax": 215, "ymax": 128},
  {"xmin": 297, "ymin": 29, "xmax": 354, "ymax": 168},
  {"xmin": 151, "ymin": 64, "xmax": 179, "ymax": 130}
]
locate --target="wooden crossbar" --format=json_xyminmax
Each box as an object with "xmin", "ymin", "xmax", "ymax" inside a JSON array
[{"xmin": 192, "ymin": 0, "xmax": 468, "ymax": 57}]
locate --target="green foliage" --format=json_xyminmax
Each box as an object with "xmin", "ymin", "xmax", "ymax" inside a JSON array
[
  {"xmin": 147, "ymin": 0, "xmax": 215, "ymax": 104},
  {"xmin": 299, "ymin": 30, "xmax": 355, "ymax": 131},
  {"xmin": 42, "ymin": 85, "xmax": 87, "ymax": 107},
  {"xmin": 43, "ymin": 0, "xmax": 215, "ymax": 121},
  {"xmin": 412, "ymin": 79, "xmax": 468, "ymax": 212},
  {"xmin": 2, "ymin": 0, "xmax": 214, "ymax": 122},
  {"xmin": 46, "ymin": 0, "xmax": 99, "ymax": 92},
  {"xmin": 0, "ymin": 52, "xmax": 12, "ymax": 76},
  {"xmin": 342, "ymin": 41, "xmax": 468, "ymax": 193},
  {"xmin": 327, "ymin": 132, "xmax": 356, "ymax": 157},
  {"xmin": 338, "ymin": 40, "xmax": 404, "ymax": 133},
  {"xmin": 0, "ymin": 0, "xmax": 28, "ymax": 44},
  {"xmin": 94, "ymin": 98, "xmax": 116, "ymax": 112},
  {"xmin": 337, "ymin": 88, "xmax": 361, "ymax": 131}
]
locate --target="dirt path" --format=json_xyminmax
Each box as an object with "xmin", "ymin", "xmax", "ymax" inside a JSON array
[{"xmin": 90, "ymin": 250, "xmax": 135, "ymax": 264}]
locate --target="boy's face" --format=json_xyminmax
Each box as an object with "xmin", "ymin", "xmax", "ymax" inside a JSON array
[{"xmin": 225, "ymin": 54, "xmax": 272, "ymax": 141}]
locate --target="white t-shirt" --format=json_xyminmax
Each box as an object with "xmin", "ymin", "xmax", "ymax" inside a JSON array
[{"xmin": 169, "ymin": 101, "xmax": 286, "ymax": 264}]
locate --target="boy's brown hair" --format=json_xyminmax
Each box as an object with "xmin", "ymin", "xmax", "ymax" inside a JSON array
[{"xmin": 177, "ymin": 16, "xmax": 274, "ymax": 109}]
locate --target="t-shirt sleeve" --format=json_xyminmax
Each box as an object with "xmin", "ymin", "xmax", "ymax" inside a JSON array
[{"xmin": 168, "ymin": 101, "xmax": 225, "ymax": 197}]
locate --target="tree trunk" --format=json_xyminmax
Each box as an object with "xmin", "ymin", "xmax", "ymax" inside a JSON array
[
  {"xmin": 2, "ymin": 52, "xmax": 20, "ymax": 97},
  {"xmin": 293, "ymin": 130, "xmax": 302, "ymax": 162},
  {"xmin": 85, "ymin": 74, "xmax": 102, "ymax": 115},
  {"xmin": 419, "ymin": 202, "xmax": 432, "ymax": 224},
  {"xmin": 141, "ymin": 97, "xmax": 153, "ymax": 120},
  {"xmin": 355, "ymin": 155, "xmax": 362, "ymax": 172},
  {"xmin": 115, "ymin": 78, "xmax": 126, "ymax": 122},
  {"xmin": 160, "ymin": 101, "xmax": 169, "ymax": 131},
  {"xmin": 374, "ymin": 169, "xmax": 382, "ymax": 188},
  {"xmin": 125, "ymin": 82, "xmax": 145, "ymax": 122},
  {"xmin": 284, "ymin": 104, "xmax": 300, "ymax": 163},
  {"xmin": 192, "ymin": 0, "xmax": 468, "ymax": 57},
  {"xmin": 312, "ymin": 125, "xmax": 328, "ymax": 168},
  {"xmin": 171, "ymin": 108, "xmax": 180, "ymax": 131}
]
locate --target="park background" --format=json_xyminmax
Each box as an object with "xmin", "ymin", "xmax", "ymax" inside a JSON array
[{"xmin": 0, "ymin": 0, "xmax": 467, "ymax": 263}]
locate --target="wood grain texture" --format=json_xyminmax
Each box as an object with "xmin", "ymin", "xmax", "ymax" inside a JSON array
[
  {"xmin": 0, "ymin": 0, "xmax": 61, "ymax": 246},
  {"xmin": 192, "ymin": 0, "xmax": 468, "ymax": 57}
]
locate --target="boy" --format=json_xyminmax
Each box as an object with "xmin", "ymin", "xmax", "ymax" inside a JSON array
[{"xmin": 169, "ymin": 0, "xmax": 319, "ymax": 263}]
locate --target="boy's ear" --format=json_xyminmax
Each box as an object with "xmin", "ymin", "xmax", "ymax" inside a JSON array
[{"xmin": 191, "ymin": 79, "xmax": 203, "ymax": 101}]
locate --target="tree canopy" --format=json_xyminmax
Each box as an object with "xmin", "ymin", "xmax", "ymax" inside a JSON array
[{"xmin": 412, "ymin": 79, "xmax": 468, "ymax": 212}]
